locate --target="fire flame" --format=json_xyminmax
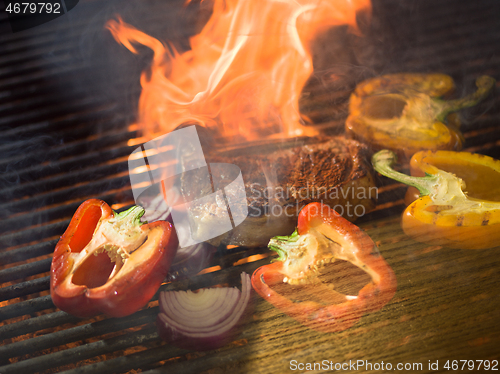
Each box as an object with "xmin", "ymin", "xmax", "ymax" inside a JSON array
[{"xmin": 107, "ymin": 0, "xmax": 371, "ymax": 142}]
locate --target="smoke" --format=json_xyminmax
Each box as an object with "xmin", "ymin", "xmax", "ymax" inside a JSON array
[
  {"xmin": 11, "ymin": 0, "xmax": 215, "ymax": 137},
  {"xmin": 0, "ymin": 135, "xmax": 62, "ymax": 189},
  {"xmin": 73, "ymin": 0, "xmax": 213, "ymax": 121}
]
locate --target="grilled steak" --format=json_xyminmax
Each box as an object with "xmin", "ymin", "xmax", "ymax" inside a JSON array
[{"xmin": 181, "ymin": 136, "xmax": 377, "ymax": 248}]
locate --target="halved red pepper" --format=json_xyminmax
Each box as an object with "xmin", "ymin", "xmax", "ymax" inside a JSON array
[
  {"xmin": 251, "ymin": 203, "xmax": 396, "ymax": 332},
  {"xmin": 50, "ymin": 199, "xmax": 178, "ymax": 318}
]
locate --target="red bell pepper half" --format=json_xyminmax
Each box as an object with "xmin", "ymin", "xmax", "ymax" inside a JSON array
[
  {"xmin": 50, "ymin": 199, "xmax": 178, "ymax": 318},
  {"xmin": 251, "ymin": 203, "xmax": 397, "ymax": 332}
]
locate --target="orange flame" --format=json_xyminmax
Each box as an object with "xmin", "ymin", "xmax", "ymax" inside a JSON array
[{"xmin": 107, "ymin": 0, "xmax": 371, "ymax": 142}]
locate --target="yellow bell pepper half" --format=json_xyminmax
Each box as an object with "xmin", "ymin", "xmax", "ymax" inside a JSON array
[
  {"xmin": 372, "ymin": 149, "xmax": 500, "ymax": 250},
  {"xmin": 347, "ymin": 74, "xmax": 495, "ymax": 160}
]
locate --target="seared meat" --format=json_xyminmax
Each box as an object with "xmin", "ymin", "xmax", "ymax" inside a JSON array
[{"xmin": 181, "ymin": 136, "xmax": 377, "ymax": 248}]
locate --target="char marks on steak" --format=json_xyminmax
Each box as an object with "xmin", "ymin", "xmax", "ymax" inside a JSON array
[{"xmin": 181, "ymin": 136, "xmax": 376, "ymax": 248}]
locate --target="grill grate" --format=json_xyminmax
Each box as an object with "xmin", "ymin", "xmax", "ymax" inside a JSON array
[{"xmin": 1, "ymin": 0, "xmax": 500, "ymax": 373}]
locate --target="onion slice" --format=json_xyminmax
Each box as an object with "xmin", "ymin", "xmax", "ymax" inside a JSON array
[{"xmin": 156, "ymin": 272, "xmax": 252, "ymax": 351}]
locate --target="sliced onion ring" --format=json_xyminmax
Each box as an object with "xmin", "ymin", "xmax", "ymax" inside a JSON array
[{"xmin": 156, "ymin": 272, "xmax": 252, "ymax": 351}]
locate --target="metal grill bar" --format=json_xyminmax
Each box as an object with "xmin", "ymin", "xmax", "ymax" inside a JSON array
[
  {"xmin": 0, "ymin": 327, "xmax": 160, "ymax": 374},
  {"xmin": 0, "ymin": 241, "xmax": 56, "ymax": 266},
  {"xmin": 0, "ymin": 258, "xmax": 52, "ymax": 283},
  {"xmin": 0, "ymin": 308, "xmax": 159, "ymax": 363},
  {"xmin": 0, "ymin": 295, "xmax": 54, "ymax": 321},
  {"xmin": 0, "ymin": 223, "xmax": 68, "ymax": 252},
  {"xmin": 0, "ymin": 120, "xmax": 133, "ymax": 173},
  {"xmin": 0, "ymin": 311, "xmax": 80, "ymax": 341},
  {"xmin": 0, "ymin": 276, "xmax": 49, "ymax": 302},
  {"xmin": 0, "ymin": 176, "xmax": 130, "ymax": 221}
]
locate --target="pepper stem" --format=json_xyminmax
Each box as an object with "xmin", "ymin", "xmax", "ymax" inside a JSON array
[
  {"xmin": 436, "ymin": 75, "xmax": 495, "ymax": 121},
  {"xmin": 268, "ymin": 229, "xmax": 300, "ymax": 262},
  {"xmin": 114, "ymin": 205, "xmax": 146, "ymax": 226},
  {"xmin": 371, "ymin": 150, "xmax": 438, "ymax": 196}
]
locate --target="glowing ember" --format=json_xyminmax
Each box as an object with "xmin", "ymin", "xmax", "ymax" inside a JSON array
[{"xmin": 107, "ymin": 0, "xmax": 371, "ymax": 142}]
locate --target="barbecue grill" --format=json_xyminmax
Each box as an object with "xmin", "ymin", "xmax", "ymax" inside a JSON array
[{"xmin": 1, "ymin": 0, "xmax": 500, "ymax": 373}]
